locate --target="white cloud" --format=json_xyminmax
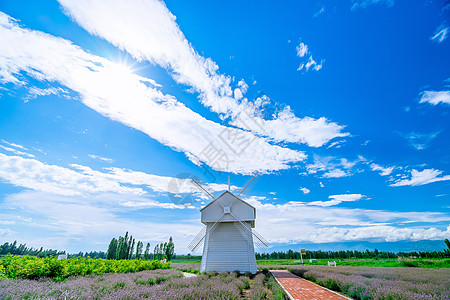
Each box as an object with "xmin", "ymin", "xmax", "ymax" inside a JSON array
[
  {"xmin": 400, "ymin": 131, "xmax": 440, "ymax": 150},
  {"xmin": 322, "ymin": 169, "xmax": 349, "ymax": 178},
  {"xmin": 0, "ymin": 145, "xmax": 35, "ymax": 158},
  {"xmin": 306, "ymin": 155, "xmax": 364, "ymax": 178},
  {"xmin": 351, "ymin": 0, "xmax": 394, "ymax": 10},
  {"xmin": 370, "ymin": 163, "xmax": 394, "ymax": 176},
  {"xmin": 0, "ymin": 152, "xmax": 233, "ymax": 204},
  {"xmin": 88, "ymin": 154, "xmax": 114, "ymax": 163},
  {"xmin": 299, "ymin": 187, "xmax": 310, "ymax": 194},
  {"xmin": 307, "ymin": 194, "xmax": 364, "ymax": 207},
  {"xmin": 313, "ymin": 6, "xmax": 325, "ymax": 18},
  {"xmin": 246, "ymin": 197, "xmax": 450, "ymax": 244},
  {"xmin": 26, "ymin": 86, "xmax": 68, "ymax": 100},
  {"xmin": 0, "ymin": 12, "xmax": 305, "ymax": 174},
  {"xmin": 1, "ymin": 191, "xmax": 202, "ymax": 252},
  {"xmin": 57, "ymin": 0, "xmax": 347, "ymax": 147},
  {"xmin": 419, "ymin": 90, "xmax": 450, "ymax": 105},
  {"xmin": 0, "ymin": 153, "xmax": 145, "ymax": 196},
  {"xmin": 1, "ymin": 140, "xmax": 28, "ymax": 150},
  {"xmin": 296, "ymin": 42, "xmax": 308, "ymax": 57},
  {"xmin": 390, "ymin": 169, "xmax": 450, "ymax": 187},
  {"xmin": 297, "ymin": 55, "xmax": 324, "ymax": 72},
  {"xmin": 430, "ymin": 24, "xmax": 449, "ymax": 43}
]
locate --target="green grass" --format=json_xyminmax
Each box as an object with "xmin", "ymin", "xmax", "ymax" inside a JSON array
[
  {"xmin": 173, "ymin": 257, "xmax": 450, "ymax": 268},
  {"xmin": 256, "ymin": 258, "xmax": 450, "ymax": 268}
]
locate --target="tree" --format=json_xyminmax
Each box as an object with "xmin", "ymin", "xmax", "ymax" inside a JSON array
[
  {"xmin": 445, "ymin": 238, "xmax": 450, "ymax": 253},
  {"xmin": 106, "ymin": 238, "xmax": 118, "ymax": 260},
  {"xmin": 144, "ymin": 242, "xmax": 150, "ymax": 260},
  {"xmin": 128, "ymin": 237, "xmax": 135, "ymax": 259},
  {"xmin": 164, "ymin": 237, "xmax": 175, "ymax": 261},
  {"xmin": 116, "ymin": 235, "xmax": 126, "ymax": 259},
  {"xmin": 135, "ymin": 241, "xmax": 143, "ymax": 259}
]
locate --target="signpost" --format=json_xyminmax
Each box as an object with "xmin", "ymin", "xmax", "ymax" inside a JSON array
[{"xmin": 300, "ymin": 248, "xmax": 306, "ymax": 265}]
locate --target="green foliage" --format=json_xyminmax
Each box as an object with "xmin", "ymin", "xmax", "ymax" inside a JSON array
[
  {"xmin": 0, "ymin": 241, "xmax": 67, "ymax": 258},
  {"xmin": 135, "ymin": 241, "xmax": 143, "ymax": 260},
  {"xmin": 267, "ymin": 273, "xmax": 287, "ymax": 300},
  {"xmin": 0, "ymin": 254, "xmax": 170, "ymax": 280},
  {"xmin": 143, "ymin": 242, "xmax": 150, "ymax": 260},
  {"xmin": 106, "ymin": 238, "xmax": 118, "ymax": 260},
  {"xmin": 164, "ymin": 237, "xmax": 175, "ymax": 261},
  {"xmin": 258, "ymin": 257, "xmax": 450, "ymax": 268}
]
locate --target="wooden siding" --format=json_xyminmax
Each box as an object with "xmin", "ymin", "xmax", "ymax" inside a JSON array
[
  {"xmin": 201, "ymin": 191, "xmax": 255, "ymax": 225},
  {"xmin": 200, "ymin": 221, "xmax": 257, "ymax": 273}
]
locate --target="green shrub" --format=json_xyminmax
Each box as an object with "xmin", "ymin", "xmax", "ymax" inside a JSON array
[{"xmin": 0, "ymin": 254, "xmax": 171, "ymax": 280}]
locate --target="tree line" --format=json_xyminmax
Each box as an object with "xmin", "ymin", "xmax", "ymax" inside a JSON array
[
  {"xmin": 256, "ymin": 239, "xmax": 450, "ymax": 260},
  {"xmin": 106, "ymin": 232, "xmax": 174, "ymax": 261},
  {"xmin": 0, "ymin": 241, "xmax": 66, "ymax": 258}
]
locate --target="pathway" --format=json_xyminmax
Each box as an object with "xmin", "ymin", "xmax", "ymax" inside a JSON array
[
  {"xmin": 270, "ymin": 270, "xmax": 351, "ymax": 300},
  {"xmin": 182, "ymin": 272, "xmax": 198, "ymax": 278}
]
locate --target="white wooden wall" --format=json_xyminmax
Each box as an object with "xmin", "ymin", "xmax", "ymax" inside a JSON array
[{"xmin": 200, "ymin": 221, "xmax": 257, "ymax": 273}]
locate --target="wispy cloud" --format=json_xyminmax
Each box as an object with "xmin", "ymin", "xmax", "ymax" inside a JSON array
[
  {"xmin": 419, "ymin": 90, "xmax": 450, "ymax": 105},
  {"xmin": 296, "ymin": 41, "xmax": 324, "ymax": 72},
  {"xmin": 0, "ymin": 12, "xmax": 305, "ymax": 174},
  {"xmin": 370, "ymin": 163, "xmax": 394, "ymax": 176},
  {"xmin": 430, "ymin": 24, "xmax": 449, "ymax": 44},
  {"xmin": 399, "ymin": 131, "xmax": 440, "ymax": 150},
  {"xmin": 2, "ymin": 191, "xmax": 202, "ymax": 252},
  {"xmin": 88, "ymin": 154, "xmax": 114, "ymax": 163},
  {"xmin": 1, "ymin": 140, "xmax": 28, "ymax": 150},
  {"xmin": 0, "ymin": 152, "xmax": 230, "ymax": 203},
  {"xmin": 57, "ymin": 0, "xmax": 346, "ymax": 148},
  {"xmin": 299, "ymin": 187, "xmax": 310, "ymax": 194},
  {"xmin": 322, "ymin": 169, "xmax": 349, "ymax": 178},
  {"xmin": 0, "ymin": 145, "xmax": 35, "ymax": 158},
  {"xmin": 390, "ymin": 169, "xmax": 450, "ymax": 187},
  {"xmin": 246, "ymin": 196, "xmax": 450, "ymax": 243},
  {"xmin": 313, "ymin": 6, "xmax": 325, "ymax": 18},
  {"xmin": 351, "ymin": 0, "xmax": 394, "ymax": 11},
  {"xmin": 307, "ymin": 194, "xmax": 365, "ymax": 207},
  {"xmin": 306, "ymin": 155, "xmax": 365, "ymax": 178},
  {"xmin": 296, "ymin": 43, "xmax": 308, "ymax": 58}
]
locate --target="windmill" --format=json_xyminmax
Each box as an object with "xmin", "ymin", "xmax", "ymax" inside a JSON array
[{"xmin": 188, "ymin": 174, "xmax": 269, "ymax": 273}]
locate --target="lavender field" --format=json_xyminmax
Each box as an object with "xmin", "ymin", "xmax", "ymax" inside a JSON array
[
  {"xmin": 283, "ymin": 265, "xmax": 450, "ymax": 300},
  {"xmin": 0, "ymin": 269, "xmax": 251, "ymax": 299},
  {"xmin": 174, "ymin": 263, "xmax": 450, "ymax": 299}
]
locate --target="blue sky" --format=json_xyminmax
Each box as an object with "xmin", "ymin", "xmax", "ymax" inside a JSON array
[{"xmin": 0, "ymin": 0, "xmax": 449, "ymax": 254}]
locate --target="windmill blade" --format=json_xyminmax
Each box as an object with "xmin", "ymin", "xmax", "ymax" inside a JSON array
[
  {"xmin": 251, "ymin": 228, "xmax": 269, "ymax": 251},
  {"xmin": 229, "ymin": 211, "xmax": 269, "ymax": 252},
  {"xmin": 190, "ymin": 177, "xmax": 215, "ymax": 200},
  {"xmin": 188, "ymin": 226, "xmax": 206, "ymax": 252},
  {"xmin": 237, "ymin": 172, "xmax": 261, "ymax": 198},
  {"xmin": 189, "ymin": 209, "xmax": 228, "ymax": 253}
]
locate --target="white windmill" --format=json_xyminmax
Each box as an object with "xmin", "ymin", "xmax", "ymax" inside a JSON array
[{"xmin": 188, "ymin": 174, "xmax": 269, "ymax": 273}]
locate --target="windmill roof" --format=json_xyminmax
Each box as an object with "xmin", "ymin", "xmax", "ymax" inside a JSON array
[{"xmin": 200, "ymin": 190, "xmax": 256, "ymax": 211}]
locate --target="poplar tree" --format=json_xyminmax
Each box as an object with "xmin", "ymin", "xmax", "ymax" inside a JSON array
[
  {"xmin": 106, "ymin": 238, "xmax": 118, "ymax": 260},
  {"xmin": 135, "ymin": 241, "xmax": 143, "ymax": 259},
  {"xmin": 164, "ymin": 237, "xmax": 175, "ymax": 261},
  {"xmin": 144, "ymin": 242, "xmax": 150, "ymax": 260}
]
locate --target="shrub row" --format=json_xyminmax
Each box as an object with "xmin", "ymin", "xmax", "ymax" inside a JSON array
[{"xmin": 0, "ymin": 254, "xmax": 170, "ymax": 280}]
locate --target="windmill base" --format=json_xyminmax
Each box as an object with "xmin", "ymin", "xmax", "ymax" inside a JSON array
[{"xmin": 200, "ymin": 222, "xmax": 257, "ymax": 274}]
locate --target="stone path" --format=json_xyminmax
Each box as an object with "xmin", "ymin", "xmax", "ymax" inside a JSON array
[
  {"xmin": 270, "ymin": 270, "xmax": 351, "ymax": 300},
  {"xmin": 182, "ymin": 272, "xmax": 198, "ymax": 278}
]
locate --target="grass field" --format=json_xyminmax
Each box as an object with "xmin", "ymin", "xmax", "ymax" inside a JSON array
[{"xmin": 172, "ymin": 257, "xmax": 450, "ymax": 268}]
